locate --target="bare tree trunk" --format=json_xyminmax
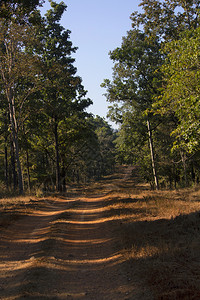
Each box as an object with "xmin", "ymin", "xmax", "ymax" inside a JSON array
[
  {"xmin": 8, "ymin": 89, "xmax": 24, "ymax": 194},
  {"xmin": 180, "ymin": 150, "xmax": 188, "ymax": 186},
  {"xmin": 26, "ymin": 148, "xmax": 31, "ymax": 193},
  {"xmin": 4, "ymin": 137, "xmax": 8, "ymax": 189},
  {"xmin": 54, "ymin": 121, "xmax": 61, "ymax": 192},
  {"xmin": 3, "ymin": 113, "xmax": 9, "ymax": 189},
  {"xmin": 61, "ymin": 165, "xmax": 66, "ymax": 192},
  {"xmin": 10, "ymin": 140, "xmax": 17, "ymax": 190},
  {"xmin": 147, "ymin": 119, "xmax": 159, "ymax": 190}
]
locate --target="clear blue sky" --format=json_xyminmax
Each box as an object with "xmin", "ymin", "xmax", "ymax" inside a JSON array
[{"xmin": 40, "ymin": 0, "xmax": 142, "ymax": 127}]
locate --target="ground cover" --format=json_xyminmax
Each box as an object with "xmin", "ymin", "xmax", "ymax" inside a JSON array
[{"xmin": 0, "ymin": 166, "xmax": 200, "ymax": 299}]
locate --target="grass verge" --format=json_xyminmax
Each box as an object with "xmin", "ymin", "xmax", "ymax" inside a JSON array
[{"xmin": 115, "ymin": 185, "xmax": 200, "ymax": 299}]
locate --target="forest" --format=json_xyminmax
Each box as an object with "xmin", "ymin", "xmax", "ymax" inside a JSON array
[
  {"xmin": 0, "ymin": 0, "xmax": 116, "ymax": 195},
  {"xmin": 0, "ymin": 0, "xmax": 200, "ymax": 195}
]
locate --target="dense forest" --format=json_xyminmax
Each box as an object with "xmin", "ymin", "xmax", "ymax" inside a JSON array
[{"xmin": 0, "ymin": 0, "xmax": 200, "ymax": 195}]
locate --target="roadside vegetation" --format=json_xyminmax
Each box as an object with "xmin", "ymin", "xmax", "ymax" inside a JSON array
[{"xmin": 114, "ymin": 181, "xmax": 200, "ymax": 299}]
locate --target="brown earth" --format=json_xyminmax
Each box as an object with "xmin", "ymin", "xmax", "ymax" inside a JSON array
[
  {"xmin": 1, "ymin": 166, "xmax": 200, "ymax": 300},
  {"xmin": 0, "ymin": 166, "xmax": 153, "ymax": 300}
]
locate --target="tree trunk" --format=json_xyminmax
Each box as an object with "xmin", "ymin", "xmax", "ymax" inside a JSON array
[
  {"xmin": 180, "ymin": 150, "xmax": 188, "ymax": 186},
  {"xmin": 26, "ymin": 148, "xmax": 31, "ymax": 193},
  {"xmin": 54, "ymin": 121, "xmax": 61, "ymax": 192},
  {"xmin": 10, "ymin": 141, "xmax": 17, "ymax": 191},
  {"xmin": 147, "ymin": 119, "xmax": 159, "ymax": 190},
  {"xmin": 7, "ymin": 89, "xmax": 24, "ymax": 194},
  {"xmin": 4, "ymin": 137, "xmax": 8, "ymax": 189},
  {"xmin": 4, "ymin": 113, "xmax": 9, "ymax": 189},
  {"xmin": 61, "ymin": 165, "xmax": 66, "ymax": 192},
  {"xmin": 191, "ymin": 161, "xmax": 195, "ymax": 183}
]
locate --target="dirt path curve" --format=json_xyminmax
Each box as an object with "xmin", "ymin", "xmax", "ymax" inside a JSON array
[{"xmin": 0, "ymin": 166, "xmax": 151, "ymax": 300}]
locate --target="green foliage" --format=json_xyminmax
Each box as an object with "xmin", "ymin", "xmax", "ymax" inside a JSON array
[{"xmin": 155, "ymin": 27, "xmax": 200, "ymax": 154}]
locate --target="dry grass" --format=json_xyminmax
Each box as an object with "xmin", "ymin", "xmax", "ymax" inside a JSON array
[
  {"xmin": 1, "ymin": 169, "xmax": 200, "ymax": 299},
  {"xmin": 115, "ymin": 183, "xmax": 200, "ymax": 299},
  {"xmin": 0, "ymin": 195, "xmax": 52, "ymax": 227},
  {"xmin": 111, "ymin": 187, "xmax": 200, "ymax": 219},
  {"xmin": 0, "ymin": 196, "xmax": 36, "ymax": 227}
]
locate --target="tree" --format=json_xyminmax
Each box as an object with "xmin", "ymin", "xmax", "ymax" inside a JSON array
[
  {"xmin": 155, "ymin": 27, "xmax": 200, "ymax": 154},
  {"xmin": 152, "ymin": 28, "xmax": 200, "ymax": 185},
  {"xmin": 134, "ymin": 0, "xmax": 200, "ymax": 41},
  {"xmin": 102, "ymin": 28, "xmax": 162, "ymax": 189},
  {"xmin": 91, "ymin": 116, "xmax": 116, "ymax": 176},
  {"xmin": 36, "ymin": 1, "xmax": 92, "ymax": 191},
  {"xmin": 0, "ymin": 0, "xmax": 43, "ymax": 14},
  {"xmin": 0, "ymin": 3, "xmax": 41, "ymax": 193}
]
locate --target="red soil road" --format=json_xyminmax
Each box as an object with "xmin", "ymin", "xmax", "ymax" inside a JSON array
[{"xmin": 0, "ymin": 166, "xmax": 152, "ymax": 300}]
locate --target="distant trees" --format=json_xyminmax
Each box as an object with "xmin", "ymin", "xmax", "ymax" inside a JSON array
[
  {"xmin": 90, "ymin": 116, "xmax": 116, "ymax": 177},
  {"xmin": 102, "ymin": 0, "xmax": 200, "ymax": 188}
]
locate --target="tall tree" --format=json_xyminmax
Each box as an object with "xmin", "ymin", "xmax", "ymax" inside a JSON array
[
  {"xmin": 0, "ymin": 3, "xmax": 41, "ymax": 193},
  {"xmin": 37, "ymin": 1, "xmax": 92, "ymax": 191},
  {"xmin": 102, "ymin": 29, "xmax": 162, "ymax": 189}
]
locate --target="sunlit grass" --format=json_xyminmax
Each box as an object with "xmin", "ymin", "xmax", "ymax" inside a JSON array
[
  {"xmin": 115, "ymin": 184, "xmax": 200, "ymax": 299},
  {"xmin": 107, "ymin": 186, "xmax": 200, "ymax": 219}
]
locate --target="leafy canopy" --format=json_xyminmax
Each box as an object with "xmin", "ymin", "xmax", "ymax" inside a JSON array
[{"xmin": 155, "ymin": 27, "xmax": 200, "ymax": 153}]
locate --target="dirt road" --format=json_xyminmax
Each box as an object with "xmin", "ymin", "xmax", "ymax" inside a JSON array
[{"xmin": 0, "ymin": 167, "xmax": 152, "ymax": 299}]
